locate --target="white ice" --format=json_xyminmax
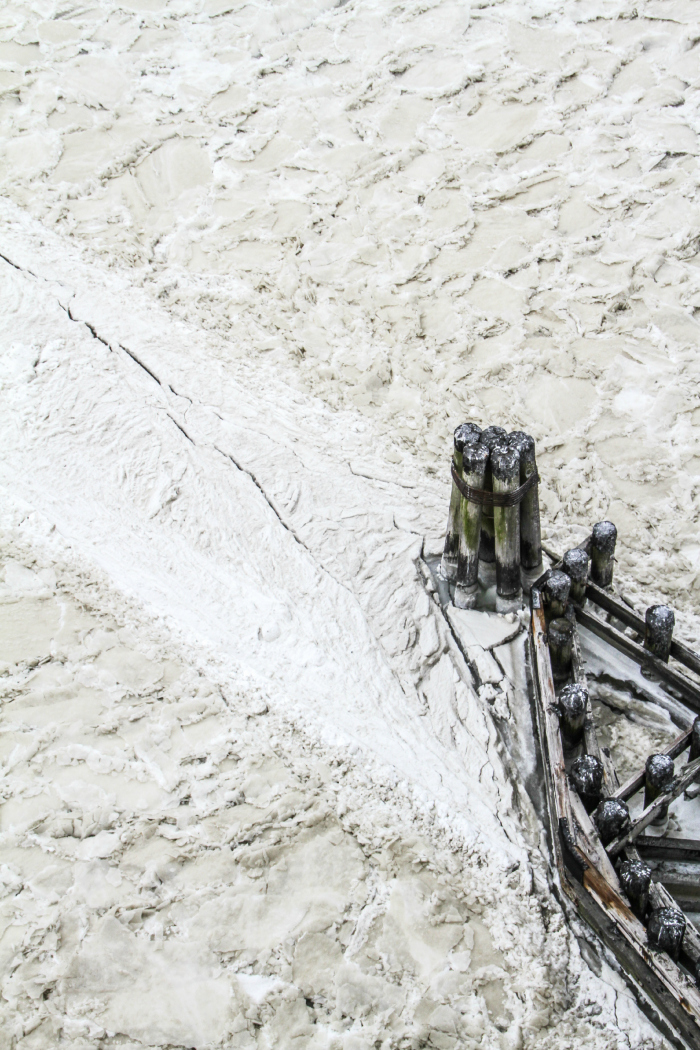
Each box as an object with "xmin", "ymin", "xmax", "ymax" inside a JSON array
[{"xmin": 2, "ymin": 1, "xmax": 699, "ymax": 1047}]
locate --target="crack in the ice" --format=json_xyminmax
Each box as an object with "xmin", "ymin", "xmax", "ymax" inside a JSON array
[
  {"xmin": 167, "ymin": 415, "xmax": 194, "ymax": 444},
  {"xmin": 214, "ymin": 444, "xmax": 311, "ymax": 553},
  {"xmin": 119, "ymin": 344, "xmax": 162, "ymax": 386},
  {"xmin": 65, "ymin": 302, "xmax": 111, "ymax": 349},
  {"xmin": 0, "ymin": 250, "xmax": 31, "ymax": 275}
]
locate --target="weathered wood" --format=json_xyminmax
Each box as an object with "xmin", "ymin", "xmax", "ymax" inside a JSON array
[
  {"xmin": 613, "ymin": 728, "xmax": 693, "ymax": 803},
  {"xmin": 571, "ymin": 627, "xmax": 619, "ymax": 793},
  {"xmin": 531, "ymin": 595, "xmax": 574, "ymax": 835},
  {"xmin": 607, "ymin": 756, "xmax": 700, "ymax": 858},
  {"xmin": 530, "ymin": 598, "xmax": 700, "ymax": 1046},
  {"xmin": 636, "ymin": 836, "xmax": 700, "ymax": 863},
  {"xmin": 543, "ymin": 542, "xmax": 700, "ymax": 681},
  {"xmin": 586, "ymin": 582, "xmax": 700, "ymax": 681},
  {"xmin": 576, "ymin": 606, "xmax": 700, "ymax": 715}
]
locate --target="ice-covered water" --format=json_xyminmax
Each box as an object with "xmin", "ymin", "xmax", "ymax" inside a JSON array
[{"xmin": 1, "ymin": 0, "xmax": 699, "ymax": 1047}]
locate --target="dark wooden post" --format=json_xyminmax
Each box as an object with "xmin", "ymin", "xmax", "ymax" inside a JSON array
[
  {"xmin": 454, "ymin": 443, "xmax": 489, "ymax": 609},
  {"xmin": 491, "ymin": 444, "xmax": 522, "ymax": 608},
  {"xmin": 644, "ymin": 605, "xmax": 675, "ymax": 663},
  {"xmin": 590, "ymin": 521, "xmax": 617, "ymax": 588},
  {"xmin": 477, "ymin": 426, "xmax": 507, "ymax": 579},
  {"xmin": 508, "ymin": 430, "xmax": 542, "ymax": 574},
  {"xmin": 441, "ymin": 423, "xmax": 482, "ymax": 581},
  {"xmin": 562, "ymin": 548, "xmax": 589, "ymax": 606}
]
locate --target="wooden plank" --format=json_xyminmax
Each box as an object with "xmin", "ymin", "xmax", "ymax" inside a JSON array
[
  {"xmin": 636, "ymin": 836, "xmax": 700, "ymax": 863},
  {"xmin": 607, "ymin": 757, "xmax": 700, "ymax": 858},
  {"xmin": 581, "ymin": 861, "xmax": 700, "ymax": 1045},
  {"xmin": 586, "ymin": 582, "xmax": 700, "ymax": 680},
  {"xmin": 613, "ymin": 728, "xmax": 693, "ymax": 803},
  {"xmin": 576, "ymin": 607, "xmax": 700, "ymax": 714},
  {"xmin": 531, "ymin": 599, "xmax": 573, "ymax": 831},
  {"xmin": 569, "ymin": 790, "xmax": 621, "ymax": 888},
  {"xmin": 542, "ymin": 541, "xmax": 700, "ymax": 680},
  {"xmin": 571, "ymin": 618, "xmax": 619, "ymax": 794}
]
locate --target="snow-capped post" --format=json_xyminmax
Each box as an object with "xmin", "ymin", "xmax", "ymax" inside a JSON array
[
  {"xmin": 491, "ymin": 443, "xmax": 522, "ymax": 608},
  {"xmin": 548, "ymin": 616, "xmax": 574, "ymax": 681},
  {"xmin": 454, "ymin": 442, "xmax": 490, "ymax": 610},
  {"xmin": 645, "ymin": 754, "xmax": 675, "ymax": 826},
  {"xmin": 441, "ymin": 423, "xmax": 482, "ymax": 581},
  {"xmin": 644, "ymin": 605, "xmax": 675, "ymax": 663},
  {"xmin": 647, "ymin": 908, "xmax": 686, "ymax": 962},
  {"xmin": 570, "ymin": 754, "xmax": 604, "ymax": 812},
  {"xmin": 542, "ymin": 569, "xmax": 570, "ymax": 623},
  {"xmin": 590, "ymin": 521, "xmax": 617, "ymax": 588},
  {"xmin": 508, "ymin": 431, "xmax": 542, "ymax": 576},
  {"xmin": 619, "ymin": 859, "xmax": 651, "ymax": 919},
  {"xmin": 477, "ymin": 426, "xmax": 507, "ymax": 580},
  {"xmin": 558, "ymin": 682, "xmax": 587, "ymax": 745},
  {"xmin": 562, "ymin": 548, "xmax": 589, "ymax": 606},
  {"xmin": 690, "ymin": 716, "xmax": 700, "ymax": 763},
  {"xmin": 592, "ymin": 798, "xmax": 630, "ymax": 846}
]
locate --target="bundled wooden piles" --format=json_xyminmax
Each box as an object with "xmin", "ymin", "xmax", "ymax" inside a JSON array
[{"xmin": 440, "ymin": 423, "xmax": 542, "ymax": 609}]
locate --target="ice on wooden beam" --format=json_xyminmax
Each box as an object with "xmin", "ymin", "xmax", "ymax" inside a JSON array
[{"xmin": 441, "ymin": 422, "xmax": 482, "ymax": 581}]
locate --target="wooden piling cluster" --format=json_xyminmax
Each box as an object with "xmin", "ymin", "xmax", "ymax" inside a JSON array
[
  {"xmin": 529, "ymin": 520, "xmax": 700, "ymax": 1046},
  {"xmin": 440, "ymin": 422, "xmax": 542, "ymax": 609}
]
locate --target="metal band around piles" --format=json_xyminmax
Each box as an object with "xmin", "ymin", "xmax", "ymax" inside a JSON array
[{"xmin": 450, "ymin": 460, "xmax": 540, "ymax": 508}]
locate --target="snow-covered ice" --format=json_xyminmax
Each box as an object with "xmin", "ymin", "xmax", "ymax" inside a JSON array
[{"xmin": 1, "ymin": 0, "xmax": 699, "ymax": 1047}]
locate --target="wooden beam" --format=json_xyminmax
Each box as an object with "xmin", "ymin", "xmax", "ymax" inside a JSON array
[
  {"xmin": 576, "ymin": 606, "xmax": 700, "ymax": 714},
  {"xmin": 607, "ymin": 757, "xmax": 700, "ymax": 858},
  {"xmin": 636, "ymin": 836, "xmax": 700, "ymax": 863},
  {"xmin": 542, "ymin": 541, "xmax": 700, "ymax": 680},
  {"xmin": 613, "ymin": 728, "xmax": 693, "ymax": 803}
]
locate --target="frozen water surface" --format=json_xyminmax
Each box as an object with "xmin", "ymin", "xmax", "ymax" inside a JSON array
[{"xmin": 1, "ymin": 0, "xmax": 700, "ymax": 1047}]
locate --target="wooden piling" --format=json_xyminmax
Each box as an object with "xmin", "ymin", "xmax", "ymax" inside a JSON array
[
  {"xmin": 491, "ymin": 443, "xmax": 522, "ymax": 608},
  {"xmin": 548, "ymin": 616, "xmax": 574, "ymax": 681},
  {"xmin": 508, "ymin": 431, "xmax": 542, "ymax": 573},
  {"xmin": 644, "ymin": 605, "xmax": 675, "ymax": 664},
  {"xmin": 647, "ymin": 907, "xmax": 686, "ymax": 962},
  {"xmin": 542, "ymin": 570, "xmax": 571, "ymax": 623},
  {"xmin": 619, "ymin": 858, "xmax": 651, "ymax": 919},
  {"xmin": 558, "ymin": 682, "xmax": 587, "ymax": 746},
  {"xmin": 562, "ymin": 548, "xmax": 589, "ymax": 607},
  {"xmin": 454, "ymin": 443, "xmax": 490, "ymax": 609},
  {"xmin": 570, "ymin": 754, "xmax": 604, "ymax": 812},
  {"xmin": 645, "ymin": 754, "xmax": 675, "ymax": 826},
  {"xmin": 441, "ymin": 423, "xmax": 482, "ymax": 581},
  {"xmin": 592, "ymin": 798, "xmax": 630, "ymax": 846},
  {"xmin": 477, "ymin": 426, "xmax": 507, "ymax": 575},
  {"xmin": 690, "ymin": 716, "xmax": 700, "ymax": 763},
  {"xmin": 590, "ymin": 521, "xmax": 617, "ymax": 588}
]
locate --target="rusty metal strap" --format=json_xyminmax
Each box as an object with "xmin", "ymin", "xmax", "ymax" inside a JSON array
[{"xmin": 451, "ymin": 460, "xmax": 539, "ymax": 508}]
